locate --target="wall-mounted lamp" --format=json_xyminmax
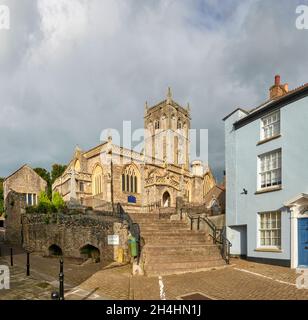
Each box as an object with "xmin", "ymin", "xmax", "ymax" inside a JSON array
[{"xmin": 241, "ymin": 188, "xmax": 248, "ymax": 195}]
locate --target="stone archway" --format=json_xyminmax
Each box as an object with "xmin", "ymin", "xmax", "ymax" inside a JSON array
[
  {"xmin": 80, "ymin": 244, "xmax": 100, "ymax": 263},
  {"xmin": 48, "ymin": 244, "xmax": 63, "ymax": 257},
  {"xmin": 162, "ymin": 191, "xmax": 171, "ymax": 207}
]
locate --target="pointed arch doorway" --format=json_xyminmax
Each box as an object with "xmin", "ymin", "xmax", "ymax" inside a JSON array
[{"xmin": 162, "ymin": 191, "xmax": 171, "ymax": 207}]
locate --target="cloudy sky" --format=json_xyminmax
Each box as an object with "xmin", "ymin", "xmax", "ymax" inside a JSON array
[{"xmin": 0, "ymin": 0, "xmax": 307, "ymax": 181}]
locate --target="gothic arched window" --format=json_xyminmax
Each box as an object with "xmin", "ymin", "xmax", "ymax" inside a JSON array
[
  {"xmin": 92, "ymin": 165, "xmax": 103, "ymax": 195},
  {"xmin": 121, "ymin": 164, "xmax": 140, "ymax": 193}
]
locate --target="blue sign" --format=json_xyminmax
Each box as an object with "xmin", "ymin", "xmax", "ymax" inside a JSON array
[{"xmin": 128, "ymin": 195, "xmax": 136, "ymax": 203}]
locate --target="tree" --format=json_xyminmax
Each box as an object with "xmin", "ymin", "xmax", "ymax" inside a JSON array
[
  {"xmin": 51, "ymin": 164, "xmax": 67, "ymax": 185},
  {"xmin": 34, "ymin": 168, "xmax": 52, "ymax": 199},
  {"xmin": 38, "ymin": 191, "xmax": 51, "ymax": 205},
  {"xmin": 52, "ymin": 191, "xmax": 65, "ymax": 210},
  {"xmin": 36, "ymin": 191, "xmax": 56, "ymax": 214}
]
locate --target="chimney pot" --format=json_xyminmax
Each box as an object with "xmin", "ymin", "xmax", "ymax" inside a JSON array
[{"xmin": 275, "ymin": 75, "xmax": 281, "ymax": 86}]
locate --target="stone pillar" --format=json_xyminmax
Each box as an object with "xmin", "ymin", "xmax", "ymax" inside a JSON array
[
  {"xmin": 176, "ymin": 196, "xmax": 184, "ymax": 216},
  {"xmin": 5, "ymin": 191, "xmax": 26, "ymax": 245},
  {"xmin": 70, "ymin": 169, "xmax": 77, "ymax": 200}
]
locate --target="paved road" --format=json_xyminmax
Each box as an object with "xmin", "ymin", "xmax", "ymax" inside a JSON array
[
  {"xmin": 1, "ymin": 245, "xmax": 308, "ymax": 300},
  {"xmin": 74, "ymin": 258, "xmax": 308, "ymax": 300},
  {"xmin": 0, "ymin": 244, "xmax": 109, "ymax": 300}
]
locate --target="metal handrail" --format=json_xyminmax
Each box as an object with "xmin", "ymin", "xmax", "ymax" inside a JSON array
[
  {"xmin": 186, "ymin": 212, "xmax": 232, "ymax": 264},
  {"xmin": 201, "ymin": 217, "xmax": 231, "ymax": 264}
]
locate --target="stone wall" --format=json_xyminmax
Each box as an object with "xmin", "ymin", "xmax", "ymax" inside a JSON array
[
  {"xmin": 5, "ymin": 191, "xmax": 26, "ymax": 245},
  {"xmin": 21, "ymin": 213, "xmax": 130, "ymax": 266},
  {"xmin": 4, "ymin": 191, "xmax": 130, "ymax": 266}
]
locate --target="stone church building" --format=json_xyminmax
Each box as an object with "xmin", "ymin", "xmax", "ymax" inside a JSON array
[{"xmin": 52, "ymin": 89, "xmax": 217, "ymax": 210}]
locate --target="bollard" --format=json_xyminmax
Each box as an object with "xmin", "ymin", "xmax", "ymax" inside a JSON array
[
  {"xmin": 0, "ymin": 246, "xmax": 2, "ymax": 257},
  {"xmin": 26, "ymin": 252, "xmax": 30, "ymax": 276},
  {"xmin": 10, "ymin": 248, "xmax": 13, "ymax": 266},
  {"xmin": 51, "ymin": 291, "xmax": 60, "ymax": 300},
  {"xmin": 59, "ymin": 259, "xmax": 64, "ymax": 300}
]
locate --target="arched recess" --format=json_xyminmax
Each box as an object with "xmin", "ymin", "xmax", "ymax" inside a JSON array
[
  {"xmin": 92, "ymin": 164, "xmax": 103, "ymax": 195},
  {"xmin": 80, "ymin": 244, "xmax": 100, "ymax": 263},
  {"xmin": 48, "ymin": 244, "xmax": 63, "ymax": 257},
  {"xmin": 74, "ymin": 159, "xmax": 81, "ymax": 172},
  {"xmin": 162, "ymin": 191, "xmax": 171, "ymax": 207},
  {"xmin": 122, "ymin": 163, "xmax": 140, "ymax": 193}
]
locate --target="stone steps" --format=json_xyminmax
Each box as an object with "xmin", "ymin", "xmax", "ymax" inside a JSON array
[
  {"xmin": 144, "ymin": 259, "xmax": 226, "ymax": 276},
  {"xmin": 144, "ymin": 244, "xmax": 220, "ymax": 255},
  {"xmin": 142, "ymin": 236, "xmax": 207, "ymax": 244},
  {"xmin": 145, "ymin": 251, "xmax": 222, "ymax": 263},
  {"xmin": 141, "ymin": 231, "xmax": 206, "ymax": 238},
  {"xmin": 135, "ymin": 221, "xmax": 186, "ymax": 226},
  {"xmin": 128, "ymin": 212, "xmax": 225, "ymax": 276}
]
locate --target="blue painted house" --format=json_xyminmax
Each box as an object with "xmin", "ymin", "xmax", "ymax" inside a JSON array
[{"xmin": 224, "ymin": 75, "xmax": 308, "ymax": 268}]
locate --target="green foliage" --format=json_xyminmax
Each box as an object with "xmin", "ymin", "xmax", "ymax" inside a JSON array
[
  {"xmin": 51, "ymin": 164, "xmax": 67, "ymax": 185},
  {"xmin": 33, "ymin": 164, "xmax": 67, "ymax": 200},
  {"xmin": 38, "ymin": 191, "xmax": 51, "ymax": 205},
  {"xmin": 26, "ymin": 191, "xmax": 67, "ymax": 214},
  {"xmin": 52, "ymin": 191, "xmax": 65, "ymax": 210},
  {"xmin": 38, "ymin": 202, "xmax": 57, "ymax": 214},
  {"xmin": 25, "ymin": 206, "xmax": 37, "ymax": 214},
  {"xmin": 34, "ymin": 168, "xmax": 52, "ymax": 199},
  {"xmin": 44, "ymin": 214, "xmax": 50, "ymax": 224}
]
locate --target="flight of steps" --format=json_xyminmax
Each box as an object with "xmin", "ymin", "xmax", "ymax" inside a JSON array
[{"xmin": 129, "ymin": 212, "xmax": 226, "ymax": 276}]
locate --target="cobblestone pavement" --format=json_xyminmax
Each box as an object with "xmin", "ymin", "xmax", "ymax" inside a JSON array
[
  {"xmin": 0, "ymin": 244, "xmax": 102, "ymax": 300},
  {"xmin": 68, "ymin": 258, "xmax": 308, "ymax": 300},
  {"xmin": 0, "ymin": 258, "xmax": 57, "ymax": 300},
  {"xmin": 65, "ymin": 264, "xmax": 132, "ymax": 300},
  {"xmin": 2, "ymin": 251, "xmax": 308, "ymax": 300}
]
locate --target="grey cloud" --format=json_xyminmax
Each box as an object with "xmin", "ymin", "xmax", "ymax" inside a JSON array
[{"xmin": 0, "ymin": 0, "xmax": 307, "ymax": 182}]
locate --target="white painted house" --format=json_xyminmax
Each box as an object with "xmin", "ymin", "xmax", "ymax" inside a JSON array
[{"xmin": 224, "ymin": 75, "xmax": 308, "ymax": 268}]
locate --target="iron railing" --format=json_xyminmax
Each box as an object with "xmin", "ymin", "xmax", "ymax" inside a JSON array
[{"xmin": 186, "ymin": 213, "xmax": 232, "ymax": 264}]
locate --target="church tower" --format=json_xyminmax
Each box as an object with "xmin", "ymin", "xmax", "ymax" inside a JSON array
[{"xmin": 144, "ymin": 88, "xmax": 190, "ymax": 169}]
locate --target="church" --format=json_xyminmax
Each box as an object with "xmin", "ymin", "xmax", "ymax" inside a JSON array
[{"xmin": 52, "ymin": 89, "xmax": 218, "ymax": 211}]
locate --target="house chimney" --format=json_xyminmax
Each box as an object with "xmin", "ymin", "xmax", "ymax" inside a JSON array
[{"xmin": 269, "ymin": 75, "xmax": 288, "ymax": 100}]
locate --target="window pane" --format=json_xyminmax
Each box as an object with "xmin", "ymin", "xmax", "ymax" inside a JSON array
[
  {"xmin": 134, "ymin": 176, "xmax": 137, "ymax": 193},
  {"xmin": 259, "ymin": 212, "xmax": 281, "ymax": 247},
  {"xmin": 122, "ymin": 174, "xmax": 125, "ymax": 192},
  {"xmin": 27, "ymin": 194, "xmax": 32, "ymax": 205}
]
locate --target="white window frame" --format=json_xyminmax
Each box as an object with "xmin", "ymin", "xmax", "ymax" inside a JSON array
[
  {"xmin": 260, "ymin": 110, "xmax": 280, "ymax": 141},
  {"xmin": 25, "ymin": 193, "xmax": 37, "ymax": 206},
  {"xmin": 257, "ymin": 149, "xmax": 282, "ymax": 190},
  {"xmin": 258, "ymin": 211, "xmax": 281, "ymax": 249}
]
